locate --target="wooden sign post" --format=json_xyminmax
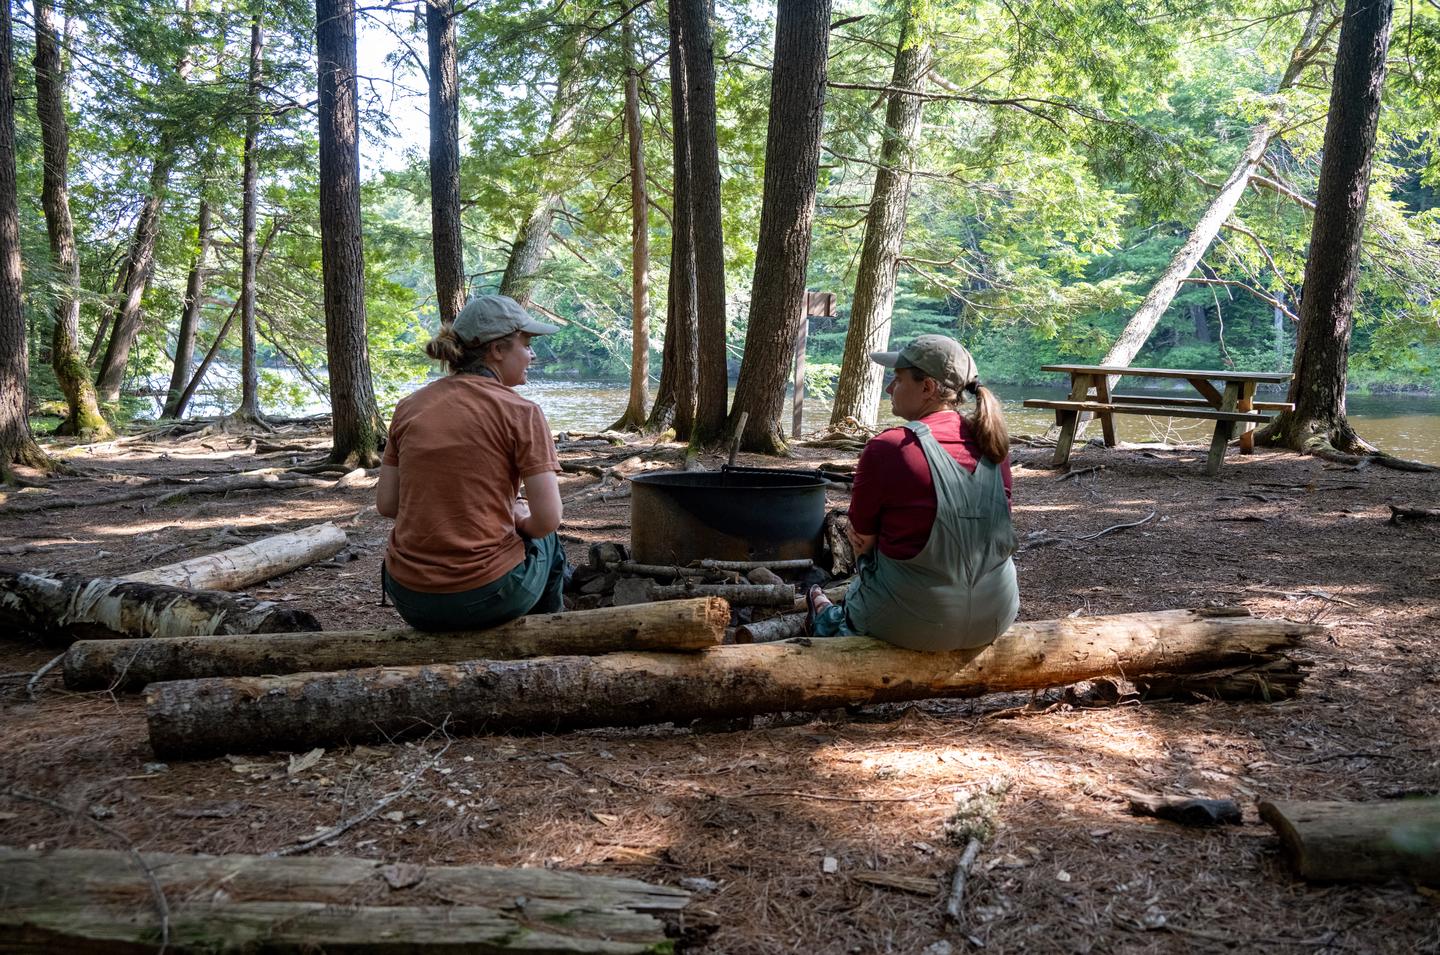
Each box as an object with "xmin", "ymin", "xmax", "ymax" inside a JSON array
[{"xmin": 793, "ymin": 290, "xmax": 836, "ymax": 438}]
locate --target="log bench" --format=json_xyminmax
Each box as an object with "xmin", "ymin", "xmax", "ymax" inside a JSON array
[{"xmin": 1024, "ymin": 364, "xmax": 1294, "ymax": 475}]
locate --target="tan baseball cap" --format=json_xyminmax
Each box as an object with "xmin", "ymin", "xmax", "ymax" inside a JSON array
[
  {"xmin": 452, "ymin": 294, "xmax": 560, "ymax": 346},
  {"xmin": 871, "ymin": 334, "xmax": 979, "ymax": 394}
]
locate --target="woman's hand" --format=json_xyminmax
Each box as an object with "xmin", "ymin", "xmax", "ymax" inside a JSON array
[
  {"xmin": 512, "ymin": 497, "xmax": 531, "ymax": 527},
  {"xmin": 846, "ymin": 521, "xmax": 877, "ymax": 557}
]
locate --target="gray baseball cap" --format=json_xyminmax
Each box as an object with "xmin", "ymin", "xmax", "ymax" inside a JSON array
[
  {"xmin": 452, "ymin": 294, "xmax": 560, "ymax": 346},
  {"xmin": 871, "ymin": 334, "xmax": 979, "ymax": 394}
]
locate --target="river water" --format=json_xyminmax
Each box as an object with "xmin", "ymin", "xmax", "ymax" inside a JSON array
[
  {"xmin": 523, "ymin": 380, "xmax": 1440, "ymax": 466},
  {"xmin": 169, "ymin": 372, "xmax": 1440, "ymax": 465}
]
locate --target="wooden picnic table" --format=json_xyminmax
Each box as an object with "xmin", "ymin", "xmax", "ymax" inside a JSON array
[{"xmin": 1024, "ymin": 364, "xmax": 1294, "ymax": 475}]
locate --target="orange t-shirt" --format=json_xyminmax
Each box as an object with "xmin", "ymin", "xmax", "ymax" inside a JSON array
[{"xmin": 382, "ymin": 375, "xmax": 559, "ymax": 593}]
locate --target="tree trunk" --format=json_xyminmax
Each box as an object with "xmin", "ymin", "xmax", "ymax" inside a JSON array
[
  {"xmin": 161, "ymin": 199, "xmax": 212, "ymax": 418},
  {"xmin": 611, "ymin": 15, "xmax": 651, "ymax": 432},
  {"xmin": 236, "ymin": 15, "xmax": 264, "ymax": 420},
  {"xmin": 677, "ymin": 0, "xmax": 729, "ymax": 445},
  {"xmin": 1265, "ymin": 0, "xmax": 1393, "ymax": 455},
  {"xmin": 728, "ymin": 0, "xmax": 832, "ymax": 453},
  {"xmin": 1190, "ymin": 302, "xmax": 1211, "ymax": 342},
  {"xmin": 829, "ymin": 10, "xmax": 930, "ymax": 430},
  {"xmin": 316, "ymin": 0, "xmax": 383, "ymax": 467},
  {"xmin": 1089, "ymin": 2, "xmax": 1329, "ymax": 404},
  {"xmin": 0, "ymin": 568, "xmax": 320, "ymax": 646},
  {"xmin": 645, "ymin": 1, "xmax": 698, "ymax": 438},
  {"xmin": 427, "ymin": 0, "xmax": 465, "ymax": 325},
  {"xmin": 1259, "ymin": 798, "xmax": 1440, "ymax": 884},
  {"xmin": 0, "ymin": 0, "xmax": 43, "ymax": 476},
  {"xmin": 122, "ymin": 522, "xmax": 347, "ymax": 591},
  {"xmin": 67, "ymin": 596, "xmax": 729, "ymax": 691},
  {"xmin": 0, "ymin": 847, "xmax": 688, "ymax": 952},
  {"xmin": 1097, "ymin": 123, "xmax": 1271, "ymax": 374},
  {"xmin": 145, "ymin": 607, "xmax": 1313, "ymax": 757},
  {"xmin": 33, "ymin": 0, "xmax": 108, "ymax": 439},
  {"xmin": 498, "ymin": 54, "xmax": 582, "ymax": 307},
  {"xmin": 173, "ymin": 218, "xmax": 281, "ymax": 419}
]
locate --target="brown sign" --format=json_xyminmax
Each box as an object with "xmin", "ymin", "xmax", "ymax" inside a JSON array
[{"xmin": 805, "ymin": 290, "xmax": 836, "ymax": 317}]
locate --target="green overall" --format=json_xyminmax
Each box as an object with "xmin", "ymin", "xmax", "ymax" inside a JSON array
[{"xmin": 841, "ymin": 420, "xmax": 1019, "ymax": 651}]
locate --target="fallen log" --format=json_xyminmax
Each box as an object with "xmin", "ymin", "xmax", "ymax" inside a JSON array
[
  {"xmin": 734, "ymin": 611, "xmax": 807, "ymax": 644},
  {"xmin": 1259, "ymin": 798, "xmax": 1440, "ymax": 884},
  {"xmin": 617, "ymin": 582, "xmax": 795, "ymax": 607},
  {"xmin": 123, "ymin": 522, "xmax": 348, "ymax": 591},
  {"xmin": 66, "ymin": 597, "xmax": 730, "ymax": 691},
  {"xmin": 0, "ymin": 846, "xmax": 689, "ymax": 953},
  {"xmin": 698, "ymin": 558, "xmax": 813, "ymax": 573},
  {"xmin": 146, "ymin": 607, "xmax": 1314, "ymax": 758},
  {"xmin": 1388, "ymin": 503, "xmax": 1440, "ymax": 526},
  {"xmin": 0, "ymin": 568, "xmax": 320, "ymax": 646}
]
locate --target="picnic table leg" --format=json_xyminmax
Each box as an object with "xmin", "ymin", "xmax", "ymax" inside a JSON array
[
  {"xmin": 1238, "ymin": 382, "xmax": 1258, "ymax": 454},
  {"xmin": 1205, "ymin": 381, "xmax": 1243, "ymax": 476},
  {"xmin": 1093, "ymin": 375, "xmax": 1117, "ymax": 447},
  {"xmin": 1052, "ymin": 373, "xmax": 1091, "ymax": 467}
]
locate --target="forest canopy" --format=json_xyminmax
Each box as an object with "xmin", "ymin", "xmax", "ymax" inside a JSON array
[{"xmin": 6, "ymin": 0, "xmax": 1439, "ymax": 436}]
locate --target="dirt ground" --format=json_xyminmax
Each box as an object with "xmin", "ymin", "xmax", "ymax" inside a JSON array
[{"xmin": 2, "ymin": 422, "xmax": 1437, "ymax": 954}]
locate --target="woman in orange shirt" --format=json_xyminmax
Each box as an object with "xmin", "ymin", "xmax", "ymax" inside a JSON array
[{"xmin": 376, "ymin": 295, "xmax": 567, "ymax": 631}]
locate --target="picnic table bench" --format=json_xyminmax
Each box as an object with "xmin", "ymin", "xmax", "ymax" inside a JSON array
[{"xmin": 1024, "ymin": 364, "xmax": 1294, "ymax": 475}]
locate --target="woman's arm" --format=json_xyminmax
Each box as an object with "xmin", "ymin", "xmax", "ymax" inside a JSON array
[
  {"xmin": 376, "ymin": 464, "xmax": 399, "ymax": 518},
  {"xmin": 516, "ymin": 470, "xmax": 561, "ymax": 539}
]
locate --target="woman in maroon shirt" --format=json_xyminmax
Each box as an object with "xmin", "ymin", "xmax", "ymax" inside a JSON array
[{"xmin": 808, "ymin": 335, "xmax": 1018, "ymax": 650}]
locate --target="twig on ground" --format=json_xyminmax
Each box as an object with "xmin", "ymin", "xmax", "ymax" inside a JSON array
[
  {"xmin": 268, "ymin": 738, "xmax": 453, "ymax": 858},
  {"xmin": 944, "ymin": 837, "xmax": 983, "ymax": 924},
  {"xmin": 26, "ymin": 653, "xmax": 65, "ymax": 700},
  {"xmin": 720, "ymin": 787, "xmax": 945, "ymax": 804},
  {"xmin": 1075, "ymin": 509, "xmax": 1159, "ymax": 542},
  {"xmin": 1057, "ymin": 465, "xmax": 1104, "ymax": 482},
  {"xmin": 0, "ymin": 786, "xmax": 171, "ymax": 951}
]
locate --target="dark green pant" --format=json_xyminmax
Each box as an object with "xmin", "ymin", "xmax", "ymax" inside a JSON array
[{"xmin": 383, "ymin": 532, "xmax": 567, "ymax": 632}]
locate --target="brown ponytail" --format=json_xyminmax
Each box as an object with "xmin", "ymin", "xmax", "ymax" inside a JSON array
[{"xmin": 967, "ymin": 384, "xmax": 1010, "ymax": 464}]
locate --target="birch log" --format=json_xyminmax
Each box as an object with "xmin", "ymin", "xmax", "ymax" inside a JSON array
[
  {"xmin": 0, "ymin": 847, "xmax": 689, "ymax": 953},
  {"xmin": 0, "ymin": 568, "xmax": 319, "ymax": 645},
  {"xmin": 124, "ymin": 522, "xmax": 347, "ymax": 590},
  {"xmin": 66, "ymin": 596, "xmax": 731, "ymax": 691},
  {"xmin": 146, "ymin": 607, "xmax": 1314, "ymax": 758}
]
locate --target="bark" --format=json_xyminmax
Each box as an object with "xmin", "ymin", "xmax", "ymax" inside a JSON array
[
  {"xmin": 173, "ymin": 218, "xmax": 281, "ymax": 419},
  {"xmin": 161, "ymin": 200, "xmax": 212, "ymax": 418},
  {"xmin": 1259, "ymin": 798, "xmax": 1440, "ymax": 884},
  {"xmin": 829, "ymin": 10, "xmax": 930, "ymax": 429},
  {"xmin": 236, "ymin": 16, "xmax": 264, "ymax": 420},
  {"xmin": 610, "ymin": 15, "xmax": 651, "ymax": 432},
  {"xmin": 66, "ymin": 596, "xmax": 729, "ymax": 691},
  {"xmin": 0, "ymin": 568, "xmax": 320, "ymax": 647},
  {"xmin": 0, "ymin": 847, "xmax": 688, "ymax": 952},
  {"xmin": 645, "ymin": 1, "xmax": 698, "ymax": 437},
  {"xmin": 144, "ymin": 607, "xmax": 1313, "ymax": 757},
  {"xmin": 122, "ymin": 522, "xmax": 347, "ymax": 591},
  {"xmin": 728, "ymin": 0, "xmax": 833, "ymax": 453},
  {"xmin": 613, "ymin": 581, "xmax": 796, "ymax": 607},
  {"xmin": 0, "ymin": 0, "xmax": 44, "ymax": 475},
  {"xmin": 1090, "ymin": 3, "xmax": 1330, "ymax": 404},
  {"xmin": 1264, "ymin": 0, "xmax": 1393, "ymax": 455},
  {"xmin": 316, "ymin": 0, "xmax": 383, "ymax": 467},
  {"xmin": 426, "ymin": 0, "xmax": 465, "ymax": 325},
  {"xmin": 1190, "ymin": 302, "xmax": 1211, "ymax": 343},
  {"xmin": 33, "ymin": 0, "xmax": 109, "ymax": 439},
  {"xmin": 498, "ymin": 52, "xmax": 582, "ymax": 307},
  {"xmin": 677, "ymin": 0, "xmax": 729, "ymax": 445}
]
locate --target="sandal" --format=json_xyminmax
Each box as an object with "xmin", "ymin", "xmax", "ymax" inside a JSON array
[{"xmin": 803, "ymin": 584, "xmax": 825, "ymax": 637}]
